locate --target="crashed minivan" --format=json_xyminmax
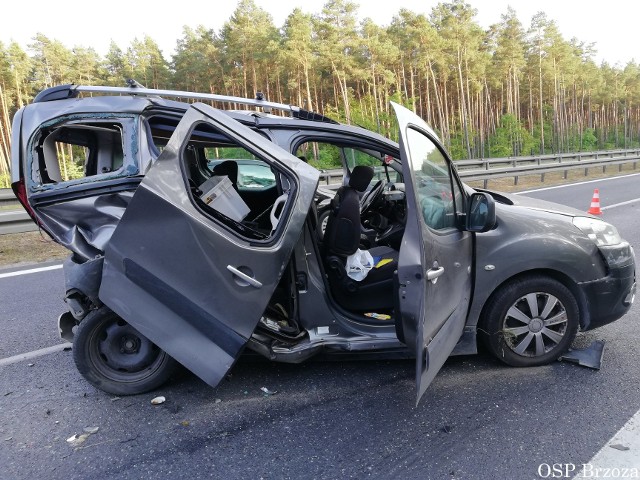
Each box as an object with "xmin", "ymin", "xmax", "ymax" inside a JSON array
[{"xmin": 11, "ymin": 83, "xmax": 636, "ymax": 402}]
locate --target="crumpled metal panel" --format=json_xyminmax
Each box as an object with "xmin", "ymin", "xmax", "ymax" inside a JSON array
[
  {"xmin": 35, "ymin": 191, "xmax": 134, "ymax": 260},
  {"xmin": 63, "ymin": 255, "xmax": 104, "ymax": 304}
]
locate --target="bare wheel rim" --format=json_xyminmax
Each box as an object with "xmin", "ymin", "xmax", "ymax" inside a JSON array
[
  {"xmin": 320, "ymin": 214, "xmax": 329, "ymax": 236},
  {"xmin": 87, "ymin": 316, "xmax": 165, "ymax": 383},
  {"xmin": 501, "ymin": 291, "xmax": 568, "ymax": 357}
]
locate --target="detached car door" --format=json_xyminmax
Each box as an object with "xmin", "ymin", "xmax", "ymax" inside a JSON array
[
  {"xmin": 392, "ymin": 102, "xmax": 474, "ymax": 403},
  {"xmin": 99, "ymin": 103, "xmax": 319, "ymax": 387}
]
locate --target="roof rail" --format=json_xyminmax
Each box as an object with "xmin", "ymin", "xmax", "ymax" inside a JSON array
[
  {"xmin": 33, "ymin": 83, "xmax": 338, "ymax": 124},
  {"xmin": 76, "ymin": 84, "xmax": 301, "ymax": 112}
]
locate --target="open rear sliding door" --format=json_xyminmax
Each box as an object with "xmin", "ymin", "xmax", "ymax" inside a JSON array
[{"xmin": 99, "ymin": 103, "xmax": 319, "ymax": 387}]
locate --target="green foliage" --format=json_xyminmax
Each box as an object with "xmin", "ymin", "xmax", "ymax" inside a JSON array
[
  {"xmin": 488, "ymin": 114, "xmax": 537, "ymax": 157},
  {"xmin": 306, "ymin": 144, "xmax": 342, "ymax": 170},
  {"xmin": 125, "ymin": 36, "xmax": 170, "ymax": 89},
  {"xmin": 206, "ymin": 146, "xmax": 257, "ymax": 160},
  {"xmin": 581, "ymin": 129, "xmax": 598, "ymax": 150},
  {"xmin": 448, "ymin": 132, "xmax": 467, "ymax": 161}
]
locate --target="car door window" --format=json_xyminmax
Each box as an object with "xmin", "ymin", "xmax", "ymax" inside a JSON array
[
  {"xmin": 182, "ymin": 121, "xmax": 287, "ymax": 241},
  {"xmin": 405, "ymin": 127, "xmax": 459, "ymax": 231},
  {"xmin": 206, "ymin": 147, "xmax": 276, "ymax": 190},
  {"xmin": 295, "ymin": 141, "xmax": 393, "ymax": 189}
]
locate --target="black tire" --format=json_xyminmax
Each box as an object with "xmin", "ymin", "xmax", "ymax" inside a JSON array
[
  {"xmin": 480, "ymin": 275, "xmax": 579, "ymax": 367},
  {"xmin": 73, "ymin": 307, "xmax": 177, "ymax": 395},
  {"xmin": 317, "ymin": 208, "xmax": 331, "ymax": 240}
]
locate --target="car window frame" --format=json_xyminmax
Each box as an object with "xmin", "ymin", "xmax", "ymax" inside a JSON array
[
  {"xmin": 177, "ymin": 117, "xmax": 298, "ymax": 246},
  {"xmin": 26, "ymin": 114, "xmax": 139, "ymax": 193}
]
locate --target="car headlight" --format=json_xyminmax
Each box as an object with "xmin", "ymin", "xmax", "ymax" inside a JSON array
[{"xmin": 573, "ymin": 217, "xmax": 622, "ymax": 246}]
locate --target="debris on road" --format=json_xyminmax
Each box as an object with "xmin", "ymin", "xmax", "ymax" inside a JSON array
[
  {"xmin": 609, "ymin": 443, "xmax": 630, "ymax": 451},
  {"xmin": 260, "ymin": 387, "xmax": 278, "ymax": 396},
  {"xmin": 151, "ymin": 396, "xmax": 166, "ymax": 405},
  {"xmin": 558, "ymin": 340, "xmax": 605, "ymax": 369},
  {"xmin": 66, "ymin": 426, "xmax": 100, "ymax": 448},
  {"xmin": 66, "ymin": 433, "xmax": 90, "ymax": 447}
]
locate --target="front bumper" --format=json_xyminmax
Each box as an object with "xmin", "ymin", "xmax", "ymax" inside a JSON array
[{"xmin": 578, "ymin": 245, "xmax": 636, "ymax": 331}]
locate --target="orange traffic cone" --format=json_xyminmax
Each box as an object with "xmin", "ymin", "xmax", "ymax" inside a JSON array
[{"xmin": 588, "ymin": 188, "xmax": 602, "ymax": 215}]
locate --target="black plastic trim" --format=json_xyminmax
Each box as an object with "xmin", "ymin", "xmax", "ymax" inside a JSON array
[{"xmin": 33, "ymin": 85, "xmax": 78, "ymax": 103}]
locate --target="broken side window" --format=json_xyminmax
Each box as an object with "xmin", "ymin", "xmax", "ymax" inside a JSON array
[
  {"xmin": 183, "ymin": 122, "xmax": 288, "ymax": 241},
  {"xmin": 31, "ymin": 119, "xmax": 137, "ymax": 189}
]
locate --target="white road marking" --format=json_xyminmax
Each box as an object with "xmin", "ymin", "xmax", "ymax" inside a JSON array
[
  {"xmin": 0, "ymin": 342, "xmax": 72, "ymax": 367},
  {"xmin": 0, "ymin": 263, "xmax": 63, "ymax": 279},
  {"xmin": 517, "ymin": 172, "xmax": 640, "ymax": 194},
  {"xmin": 574, "ymin": 409, "xmax": 640, "ymax": 476},
  {"xmin": 601, "ymin": 198, "xmax": 640, "ymax": 211}
]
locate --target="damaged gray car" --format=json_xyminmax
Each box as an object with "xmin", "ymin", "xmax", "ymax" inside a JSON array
[{"xmin": 11, "ymin": 83, "xmax": 636, "ymax": 402}]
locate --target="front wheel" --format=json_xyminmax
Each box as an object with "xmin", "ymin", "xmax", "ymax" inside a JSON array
[
  {"xmin": 480, "ymin": 275, "xmax": 579, "ymax": 367},
  {"xmin": 73, "ymin": 308, "xmax": 177, "ymax": 395}
]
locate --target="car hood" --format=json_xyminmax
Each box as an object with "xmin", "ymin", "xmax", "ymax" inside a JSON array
[{"xmin": 480, "ymin": 189, "xmax": 589, "ymax": 218}]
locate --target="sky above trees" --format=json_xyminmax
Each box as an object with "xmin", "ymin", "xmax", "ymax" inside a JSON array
[{"xmin": 1, "ymin": 0, "xmax": 638, "ymax": 66}]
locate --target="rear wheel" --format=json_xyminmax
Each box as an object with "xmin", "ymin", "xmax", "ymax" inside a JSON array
[
  {"xmin": 480, "ymin": 275, "xmax": 579, "ymax": 367},
  {"xmin": 73, "ymin": 307, "xmax": 177, "ymax": 395}
]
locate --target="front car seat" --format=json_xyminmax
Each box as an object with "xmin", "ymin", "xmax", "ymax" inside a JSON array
[{"xmin": 323, "ymin": 166, "xmax": 398, "ymax": 312}]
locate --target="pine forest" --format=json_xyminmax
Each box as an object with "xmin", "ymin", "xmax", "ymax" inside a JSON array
[{"xmin": 2, "ymin": 0, "xmax": 640, "ymax": 183}]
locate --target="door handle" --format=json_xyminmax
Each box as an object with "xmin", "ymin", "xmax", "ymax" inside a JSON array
[
  {"xmin": 426, "ymin": 266, "xmax": 445, "ymax": 284},
  {"xmin": 227, "ymin": 265, "xmax": 263, "ymax": 288}
]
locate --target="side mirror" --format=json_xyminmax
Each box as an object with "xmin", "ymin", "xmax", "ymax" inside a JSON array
[{"xmin": 466, "ymin": 192, "xmax": 496, "ymax": 232}]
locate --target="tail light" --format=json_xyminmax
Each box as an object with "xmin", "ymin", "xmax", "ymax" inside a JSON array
[{"xmin": 11, "ymin": 178, "xmax": 40, "ymax": 225}]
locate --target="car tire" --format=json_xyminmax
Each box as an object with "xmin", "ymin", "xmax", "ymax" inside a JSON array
[
  {"xmin": 480, "ymin": 275, "xmax": 579, "ymax": 367},
  {"xmin": 317, "ymin": 207, "xmax": 331, "ymax": 240},
  {"xmin": 73, "ymin": 307, "xmax": 177, "ymax": 395}
]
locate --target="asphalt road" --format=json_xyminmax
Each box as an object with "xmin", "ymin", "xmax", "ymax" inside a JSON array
[
  {"xmin": 518, "ymin": 171, "xmax": 640, "ymax": 212},
  {"xmin": 0, "ymin": 175, "xmax": 638, "ymax": 479}
]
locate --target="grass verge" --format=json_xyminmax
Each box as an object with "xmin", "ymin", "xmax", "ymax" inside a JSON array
[{"xmin": 0, "ymin": 231, "xmax": 69, "ymax": 268}]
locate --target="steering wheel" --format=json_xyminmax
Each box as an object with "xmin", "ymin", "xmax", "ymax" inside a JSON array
[{"xmin": 359, "ymin": 180, "xmax": 385, "ymax": 215}]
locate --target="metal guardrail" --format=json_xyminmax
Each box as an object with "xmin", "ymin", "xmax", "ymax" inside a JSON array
[
  {"xmin": 317, "ymin": 149, "xmax": 640, "ymax": 186},
  {"xmin": 454, "ymin": 149, "xmax": 640, "ymax": 188},
  {"xmin": 0, "ymin": 189, "xmax": 37, "ymax": 234},
  {"xmin": 2, "ymin": 148, "xmax": 639, "ymax": 234},
  {"xmin": 0, "ymin": 188, "xmax": 18, "ymax": 206}
]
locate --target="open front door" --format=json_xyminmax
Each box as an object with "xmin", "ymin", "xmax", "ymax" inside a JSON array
[
  {"xmin": 391, "ymin": 102, "xmax": 474, "ymax": 404},
  {"xmin": 99, "ymin": 103, "xmax": 319, "ymax": 388}
]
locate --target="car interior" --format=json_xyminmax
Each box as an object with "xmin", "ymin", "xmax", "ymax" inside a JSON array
[
  {"xmin": 31, "ymin": 112, "xmax": 418, "ymax": 344},
  {"xmin": 322, "ymin": 165, "xmax": 399, "ymax": 312},
  {"xmin": 32, "ymin": 122, "xmax": 126, "ymax": 185},
  {"xmin": 150, "ymin": 116, "xmax": 414, "ymax": 323}
]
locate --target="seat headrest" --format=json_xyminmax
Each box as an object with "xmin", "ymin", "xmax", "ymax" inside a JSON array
[
  {"xmin": 348, "ymin": 166, "xmax": 374, "ymax": 192},
  {"xmin": 212, "ymin": 160, "xmax": 239, "ymax": 185}
]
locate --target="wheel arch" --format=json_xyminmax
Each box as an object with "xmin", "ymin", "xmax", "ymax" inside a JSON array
[{"xmin": 476, "ymin": 268, "xmax": 589, "ymax": 335}]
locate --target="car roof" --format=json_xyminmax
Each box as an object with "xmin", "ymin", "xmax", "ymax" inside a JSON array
[{"xmin": 23, "ymin": 84, "xmax": 401, "ymax": 150}]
